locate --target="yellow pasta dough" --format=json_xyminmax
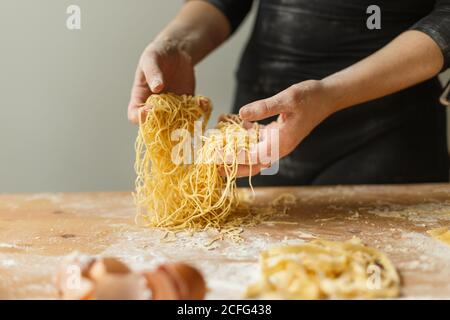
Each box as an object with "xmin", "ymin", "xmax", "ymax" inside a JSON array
[
  {"xmin": 134, "ymin": 93, "xmax": 258, "ymax": 232},
  {"xmin": 246, "ymin": 238, "xmax": 400, "ymax": 299},
  {"xmin": 427, "ymin": 227, "xmax": 450, "ymax": 246}
]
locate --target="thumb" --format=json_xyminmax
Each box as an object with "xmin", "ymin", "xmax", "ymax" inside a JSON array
[
  {"xmin": 239, "ymin": 97, "xmax": 289, "ymax": 121},
  {"xmin": 142, "ymin": 59, "xmax": 165, "ymax": 93}
]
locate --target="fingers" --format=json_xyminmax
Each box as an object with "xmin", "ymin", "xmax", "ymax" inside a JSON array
[
  {"xmin": 218, "ymin": 164, "xmax": 263, "ymax": 178},
  {"xmin": 215, "ymin": 118, "xmax": 293, "ymax": 178},
  {"xmin": 223, "ymin": 148, "xmax": 255, "ymax": 166},
  {"xmin": 239, "ymin": 96, "xmax": 290, "ymax": 122},
  {"xmin": 198, "ymin": 97, "xmax": 211, "ymax": 114},
  {"xmin": 241, "ymin": 120, "xmax": 254, "ymax": 130},
  {"xmin": 128, "ymin": 67, "xmax": 152, "ymax": 124},
  {"xmin": 247, "ymin": 118, "xmax": 295, "ymax": 167},
  {"xmin": 235, "ymin": 164, "xmax": 263, "ymax": 178},
  {"xmin": 142, "ymin": 55, "xmax": 165, "ymax": 93},
  {"xmin": 128, "ymin": 53, "xmax": 166, "ymax": 124}
]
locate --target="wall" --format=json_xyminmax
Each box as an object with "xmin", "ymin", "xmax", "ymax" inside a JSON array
[
  {"xmin": 0, "ymin": 0, "xmax": 255, "ymax": 192},
  {"xmin": 0, "ymin": 1, "xmax": 448, "ymax": 192}
]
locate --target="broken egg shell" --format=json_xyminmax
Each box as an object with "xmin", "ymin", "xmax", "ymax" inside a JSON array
[
  {"xmin": 144, "ymin": 263, "xmax": 206, "ymax": 300},
  {"xmin": 55, "ymin": 255, "xmax": 132, "ymax": 300},
  {"xmin": 60, "ymin": 278, "xmax": 95, "ymax": 300},
  {"xmin": 54, "ymin": 254, "xmax": 97, "ymax": 299},
  {"xmin": 144, "ymin": 269, "xmax": 180, "ymax": 300},
  {"xmin": 162, "ymin": 263, "xmax": 206, "ymax": 300},
  {"xmin": 94, "ymin": 273, "xmax": 151, "ymax": 300},
  {"xmin": 88, "ymin": 257, "xmax": 131, "ymax": 281}
]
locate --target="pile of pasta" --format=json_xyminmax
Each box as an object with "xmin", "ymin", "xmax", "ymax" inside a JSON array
[
  {"xmin": 427, "ymin": 227, "xmax": 450, "ymax": 246},
  {"xmin": 246, "ymin": 238, "xmax": 400, "ymax": 299},
  {"xmin": 134, "ymin": 93, "xmax": 259, "ymax": 232}
]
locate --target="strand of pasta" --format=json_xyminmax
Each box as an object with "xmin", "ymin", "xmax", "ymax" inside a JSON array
[
  {"xmin": 134, "ymin": 93, "xmax": 259, "ymax": 232},
  {"xmin": 246, "ymin": 238, "xmax": 401, "ymax": 299}
]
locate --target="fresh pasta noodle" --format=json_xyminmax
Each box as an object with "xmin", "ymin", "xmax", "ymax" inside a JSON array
[
  {"xmin": 246, "ymin": 238, "xmax": 400, "ymax": 299},
  {"xmin": 427, "ymin": 227, "xmax": 450, "ymax": 246},
  {"xmin": 134, "ymin": 93, "xmax": 259, "ymax": 232}
]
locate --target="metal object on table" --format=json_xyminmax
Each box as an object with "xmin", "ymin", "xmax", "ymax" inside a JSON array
[{"xmin": 441, "ymin": 79, "xmax": 450, "ymax": 106}]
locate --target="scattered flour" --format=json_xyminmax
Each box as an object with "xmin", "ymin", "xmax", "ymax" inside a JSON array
[{"xmin": 368, "ymin": 202, "xmax": 450, "ymax": 224}]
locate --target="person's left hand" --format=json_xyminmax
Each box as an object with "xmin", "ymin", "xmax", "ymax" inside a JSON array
[{"xmin": 235, "ymin": 80, "xmax": 335, "ymax": 177}]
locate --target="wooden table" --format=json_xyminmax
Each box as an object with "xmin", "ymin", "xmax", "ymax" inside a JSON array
[{"xmin": 1, "ymin": 184, "xmax": 450, "ymax": 299}]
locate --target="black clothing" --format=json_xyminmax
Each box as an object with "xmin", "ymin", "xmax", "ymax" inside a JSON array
[{"xmin": 207, "ymin": 0, "xmax": 450, "ymax": 186}]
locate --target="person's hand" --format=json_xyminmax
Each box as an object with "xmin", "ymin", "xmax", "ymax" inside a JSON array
[
  {"xmin": 127, "ymin": 40, "xmax": 195, "ymax": 124},
  {"xmin": 235, "ymin": 80, "xmax": 335, "ymax": 177}
]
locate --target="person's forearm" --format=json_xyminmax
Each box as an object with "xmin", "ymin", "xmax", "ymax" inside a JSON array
[
  {"xmin": 322, "ymin": 30, "xmax": 445, "ymax": 113},
  {"xmin": 152, "ymin": 0, "xmax": 231, "ymax": 65}
]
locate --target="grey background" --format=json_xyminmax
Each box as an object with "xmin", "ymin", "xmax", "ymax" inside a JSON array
[
  {"xmin": 0, "ymin": 1, "xmax": 448, "ymax": 192},
  {"xmin": 0, "ymin": 0, "xmax": 255, "ymax": 192}
]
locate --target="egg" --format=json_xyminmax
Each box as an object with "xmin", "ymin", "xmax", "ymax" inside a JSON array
[
  {"xmin": 55, "ymin": 254, "xmax": 133, "ymax": 299},
  {"xmin": 144, "ymin": 263, "xmax": 206, "ymax": 300},
  {"xmin": 94, "ymin": 273, "xmax": 151, "ymax": 300},
  {"xmin": 55, "ymin": 255, "xmax": 206, "ymax": 300},
  {"xmin": 54, "ymin": 253, "xmax": 96, "ymax": 300},
  {"xmin": 88, "ymin": 257, "xmax": 130, "ymax": 281}
]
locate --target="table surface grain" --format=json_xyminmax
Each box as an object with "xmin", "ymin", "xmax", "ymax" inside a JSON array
[{"xmin": 1, "ymin": 184, "xmax": 450, "ymax": 299}]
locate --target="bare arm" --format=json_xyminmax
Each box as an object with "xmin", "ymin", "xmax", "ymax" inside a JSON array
[
  {"xmin": 128, "ymin": 0, "xmax": 230, "ymax": 123},
  {"xmin": 322, "ymin": 30, "xmax": 444, "ymax": 114},
  {"xmin": 238, "ymin": 30, "xmax": 446, "ymax": 176},
  {"xmin": 155, "ymin": 0, "xmax": 231, "ymax": 65}
]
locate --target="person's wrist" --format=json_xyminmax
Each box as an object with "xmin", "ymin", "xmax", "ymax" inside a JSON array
[
  {"xmin": 317, "ymin": 78, "xmax": 343, "ymax": 116},
  {"xmin": 147, "ymin": 36, "xmax": 193, "ymax": 62},
  {"xmin": 290, "ymin": 80, "xmax": 337, "ymax": 120},
  {"xmin": 320, "ymin": 75, "xmax": 351, "ymax": 113}
]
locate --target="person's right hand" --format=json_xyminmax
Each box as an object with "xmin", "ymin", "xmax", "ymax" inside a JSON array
[{"xmin": 127, "ymin": 40, "xmax": 195, "ymax": 124}]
